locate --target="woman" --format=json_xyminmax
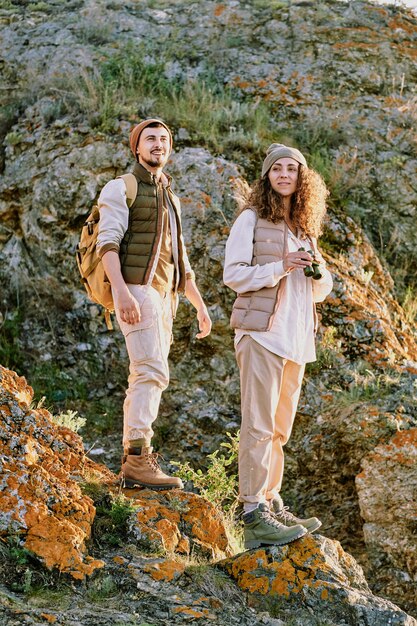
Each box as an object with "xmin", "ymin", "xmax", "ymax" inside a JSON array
[{"xmin": 223, "ymin": 143, "xmax": 333, "ymax": 550}]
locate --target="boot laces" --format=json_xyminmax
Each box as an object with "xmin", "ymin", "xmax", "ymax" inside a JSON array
[
  {"xmin": 145, "ymin": 451, "xmax": 163, "ymax": 473},
  {"xmin": 274, "ymin": 506, "xmax": 298, "ymax": 523},
  {"xmin": 260, "ymin": 510, "xmax": 286, "ymax": 530}
]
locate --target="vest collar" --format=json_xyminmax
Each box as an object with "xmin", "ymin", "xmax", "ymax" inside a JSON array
[
  {"xmin": 133, "ymin": 162, "xmax": 154, "ymax": 184},
  {"xmin": 132, "ymin": 162, "xmax": 172, "ymax": 187}
]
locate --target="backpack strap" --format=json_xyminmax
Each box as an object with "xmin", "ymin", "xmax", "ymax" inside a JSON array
[
  {"xmin": 104, "ymin": 309, "xmax": 113, "ymax": 331},
  {"xmin": 119, "ymin": 173, "xmax": 138, "ymax": 208}
]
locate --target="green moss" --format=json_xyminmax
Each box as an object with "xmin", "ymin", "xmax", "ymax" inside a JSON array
[
  {"xmin": 0, "ymin": 536, "xmax": 64, "ymax": 595},
  {"xmin": 86, "ymin": 574, "xmax": 119, "ymax": 602},
  {"xmin": 83, "ymin": 484, "xmax": 138, "ymax": 548}
]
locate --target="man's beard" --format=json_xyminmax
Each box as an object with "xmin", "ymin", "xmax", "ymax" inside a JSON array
[{"xmin": 142, "ymin": 153, "xmax": 167, "ymax": 168}]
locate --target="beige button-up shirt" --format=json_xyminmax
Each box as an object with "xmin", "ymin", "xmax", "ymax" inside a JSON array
[{"xmin": 223, "ymin": 210, "xmax": 333, "ymax": 364}]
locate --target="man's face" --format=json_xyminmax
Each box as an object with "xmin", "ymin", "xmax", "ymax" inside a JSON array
[{"xmin": 137, "ymin": 126, "xmax": 171, "ymax": 169}]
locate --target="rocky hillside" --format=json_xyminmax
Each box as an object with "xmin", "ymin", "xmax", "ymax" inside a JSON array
[
  {"xmin": 1, "ymin": 365, "xmax": 416, "ymax": 626},
  {"xmin": 0, "ymin": 0, "xmax": 417, "ymax": 621}
]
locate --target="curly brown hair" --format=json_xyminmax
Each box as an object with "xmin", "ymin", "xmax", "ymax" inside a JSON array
[{"xmin": 244, "ymin": 166, "xmax": 329, "ymax": 238}]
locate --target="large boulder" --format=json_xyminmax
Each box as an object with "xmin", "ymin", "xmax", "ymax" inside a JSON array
[
  {"xmin": 356, "ymin": 429, "xmax": 417, "ymax": 611},
  {"xmin": 0, "ymin": 365, "xmax": 111, "ymax": 578},
  {"xmin": 124, "ymin": 488, "xmax": 233, "ymax": 560},
  {"xmin": 221, "ymin": 535, "xmax": 417, "ymax": 626},
  {"xmin": 0, "ymin": 365, "xmax": 234, "ymax": 581}
]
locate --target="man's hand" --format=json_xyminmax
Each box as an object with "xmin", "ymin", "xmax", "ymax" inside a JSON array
[
  {"xmin": 283, "ymin": 250, "xmax": 312, "ymax": 272},
  {"xmin": 196, "ymin": 306, "xmax": 212, "ymax": 339},
  {"xmin": 184, "ymin": 278, "xmax": 212, "ymax": 339},
  {"xmin": 114, "ymin": 287, "xmax": 141, "ymax": 325},
  {"xmin": 101, "ymin": 251, "xmax": 141, "ymax": 324}
]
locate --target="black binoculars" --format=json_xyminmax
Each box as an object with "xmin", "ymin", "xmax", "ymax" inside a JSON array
[{"xmin": 298, "ymin": 247, "xmax": 322, "ymax": 280}]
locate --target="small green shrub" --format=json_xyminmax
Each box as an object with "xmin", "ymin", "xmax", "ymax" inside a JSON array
[
  {"xmin": 329, "ymin": 367, "xmax": 402, "ymax": 408},
  {"xmin": 77, "ymin": 22, "xmax": 113, "ymax": 45},
  {"xmin": 307, "ymin": 326, "xmax": 344, "ymax": 374},
  {"xmin": 0, "ymin": 536, "xmax": 62, "ymax": 595},
  {"xmin": 28, "ymin": 2, "xmax": 51, "ymax": 11},
  {"xmin": 3, "ymin": 536, "xmax": 32, "ymax": 567},
  {"xmin": 402, "ymin": 286, "xmax": 417, "ymax": 325},
  {"xmin": 5, "ymin": 130, "xmax": 24, "ymax": 145},
  {"xmin": 50, "ymin": 409, "xmax": 86, "ymax": 433},
  {"xmin": 172, "ymin": 431, "xmax": 239, "ymax": 517}
]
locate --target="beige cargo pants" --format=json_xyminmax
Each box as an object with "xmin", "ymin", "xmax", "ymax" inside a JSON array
[
  {"xmin": 236, "ymin": 335, "xmax": 305, "ymax": 505},
  {"xmin": 114, "ymin": 284, "xmax": 173, "ymax": 448}
]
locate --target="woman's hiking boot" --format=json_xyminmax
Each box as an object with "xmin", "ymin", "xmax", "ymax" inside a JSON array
[
  {"xmin": 270, "ymin": 495, "xmax": 322, "ymax": 533},
  {"xmin": 243, "ymin": 503, "xmax": 307, "ymax": 549},
  {"xmin": 120, "ymin": 446, "xmax": 183, "ymax": 490}
]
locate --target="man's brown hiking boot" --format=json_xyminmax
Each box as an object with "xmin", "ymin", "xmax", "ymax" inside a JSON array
[
  {"xmin": 120, "ymin": 446, "xmax": 183, "ymax": 490},
  {"xmin": 270, "ymin": 495, "xmax": 322, "ymax": 533}
]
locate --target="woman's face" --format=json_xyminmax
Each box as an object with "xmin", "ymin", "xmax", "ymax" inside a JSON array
[{"xmin": 268, "ymin": 158, "xmax": 299, "ymax": 197}]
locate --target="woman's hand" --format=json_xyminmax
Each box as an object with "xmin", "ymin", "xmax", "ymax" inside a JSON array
[
  {"xmin": 114, "ymin": 287, "xmax": 141, "ymax": 324},
  {"xmin": 283, "ymin": 250, "xmax": 313, "ymax": 272}
]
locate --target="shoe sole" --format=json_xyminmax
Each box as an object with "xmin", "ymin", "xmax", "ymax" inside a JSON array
[
  {"xmin": 244, "ymin": 527, "xmax": 307, "ymax": 550},
  {"xmin": 121, "ymin": 477, "xmax": 183, "ymax": 491}
]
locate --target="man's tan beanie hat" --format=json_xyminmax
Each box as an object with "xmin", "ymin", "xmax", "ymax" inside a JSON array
[
  {"xmin": 129, "ymin": 118, "xmax": 173, "ymax": 161},
  {"xmin": 261, "ymin": 143, "xmax": 307, "ymax": 177}
]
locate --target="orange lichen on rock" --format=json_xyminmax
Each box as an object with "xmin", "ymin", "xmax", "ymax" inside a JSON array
[
  {"xmin": 214, "ymin": 4, "xmax": 226, "ymax": 17},
  {"xmin": 176, "ymin": 535, "xmax": 190, "ymax": 554},
  {"xmin": 0, "ymin": 366, "xmax": 34, "ymax": 404},
  {"xmin": 173, "ymin": 606, "xmax": 211, "ymax": 618},
  {"xmin": 126, "ymin": 490, "xmax": 232, "ymax": 559},
  {"xmin": 220, "ymin": 534, "xmax": 358, "ymax": 604},
  {"xmin": 181, "ymin": 493, "xmax": 231, "ymax": 557},
  {"xmin": 40, "ymin": 614, "xmax": 57, "ymax": 624},
  {"xmin": 113, "ymin": 555, "xmax": 127, "ymax": 565},
  {"xmin": 324, "ymin": 246, "xmax": 417, "ymax": 366},
  {"xmin": 0, "ymin": 366, "xmax": 115, "ymax": 579},
  {"xmin": 155, "ymin": 518, "xmax": 182, "ymax": 552},
  {"xmin": 239, "ymin": 571, "xmax": 270, "ymax": 594},
  {"xmin": 390, "ymin": 429, "xmax": 417, "ymax": 449},
  {"xmin": 143, "ymin": 558, "xmax": 185, "ymax": 582}
]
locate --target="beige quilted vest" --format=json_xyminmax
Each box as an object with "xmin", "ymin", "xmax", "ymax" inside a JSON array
[
  {"xmin": 230, "ymin": 212, "xmax": 289, "ymax": 331},
  {"xmin": 230, "ymin": 211, "xmax": 318, "ymax": 332}
]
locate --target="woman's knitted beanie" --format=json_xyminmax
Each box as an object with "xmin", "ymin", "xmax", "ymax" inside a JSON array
[{"xmin": 261, "ymin": 143, "xmax": 307, "ymax": 177}]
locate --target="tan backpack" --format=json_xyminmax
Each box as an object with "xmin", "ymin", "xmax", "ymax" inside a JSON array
[{"xmin": 76, "ymin": 173, "xmax": 138, "ymax": 328}]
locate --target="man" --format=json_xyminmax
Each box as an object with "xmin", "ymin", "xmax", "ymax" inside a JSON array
[{"xmin": 97, "ymin": 118, "xmax": 212, "ymax": 490}]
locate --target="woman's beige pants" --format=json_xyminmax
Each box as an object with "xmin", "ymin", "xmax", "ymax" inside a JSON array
[{"xmin": 236, "ymin": 335, "xmax": 305, "ymax": 505}]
